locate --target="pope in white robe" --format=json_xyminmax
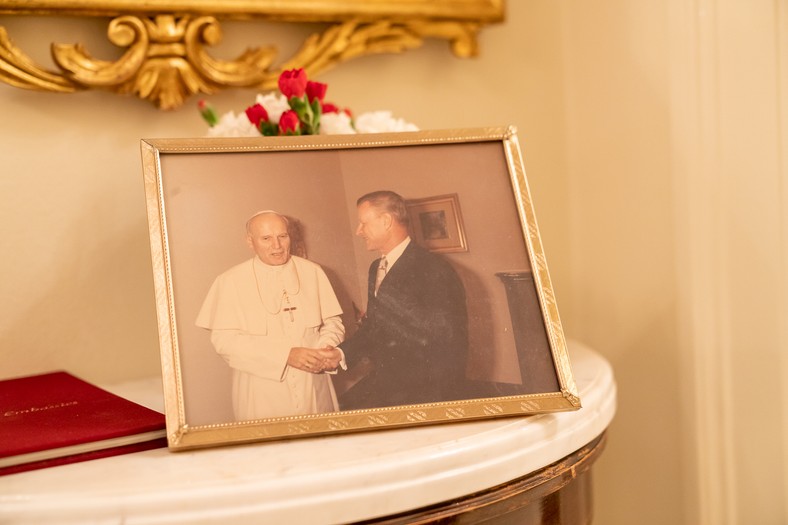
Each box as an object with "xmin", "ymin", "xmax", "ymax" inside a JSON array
[{"xmin": 196, "ymin": 211, "xmax": 345, "ymax": 421}]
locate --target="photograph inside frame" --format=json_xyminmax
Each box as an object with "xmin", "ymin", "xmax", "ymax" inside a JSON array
[{"xmin": 141, "ymin": 127, "xmax": 579, "ymax": 450}]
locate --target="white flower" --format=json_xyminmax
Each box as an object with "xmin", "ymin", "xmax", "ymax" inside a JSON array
[
  {"xmin": 355, "ymin": 111, "xmax": 419, "ymax": 134},
  {"xmin": 319, "ymin": 112, "xmax": 357, "ymax": 135},
  {"xmin": 255, "ymin": 92, "xmax": 290, "ymax": 124},
  {"xmin": 206, "ymin": 111, "xmax": 259, "ymax": 137}
]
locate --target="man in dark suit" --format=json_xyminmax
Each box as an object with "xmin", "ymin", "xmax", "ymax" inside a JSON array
[{"xmin": 338, "ymin": 190, "xmax": 469, "ymax": 410}]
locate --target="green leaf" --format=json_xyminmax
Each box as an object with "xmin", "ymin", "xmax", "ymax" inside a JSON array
[
  {"xmin": 260, "ymin": 121, "xmax": 278, "ymax": 136},
  {"xmin": 289, "ymin": 96, "xmax": 308, "ymax": 112}
]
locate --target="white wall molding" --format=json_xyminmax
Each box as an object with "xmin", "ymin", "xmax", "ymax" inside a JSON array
[
  {"xmin": 779, "ymin": 0, "xmax": 788, "ymax": 520},
  {"xmin": 672, "ymin": 1, "xmax": 788, "ymax": 523},
  {"xmin": 669, "ymin": 0, "xmax": 737, "ymax": 523}
]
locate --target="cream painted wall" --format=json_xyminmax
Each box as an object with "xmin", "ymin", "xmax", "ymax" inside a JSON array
[
  {"xmin": 559, "ymin": 1, "xmax": 788, "ymax": 524},
  {"xmin": 668, "ymin": 1, "xmax": 788, "ymax": 523},
  {"xmin": 2, "ymin": 1, "xmax": 786, "ymax": 524},
  {"xmin": 558, "ymin": 2, "xmax": 682, "ymax": 524}
]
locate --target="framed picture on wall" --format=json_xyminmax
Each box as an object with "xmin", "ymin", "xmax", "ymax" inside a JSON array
[
  {"xmin": 406, "ymin": 193, "xmax": 468, "ymax": 253},
  {"xmin": 140, "ymin": 127, "xmax": 579, "ymax": 452}
]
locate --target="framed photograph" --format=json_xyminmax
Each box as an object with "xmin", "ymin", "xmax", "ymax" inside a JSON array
[
  {"xmin": 140, "ymin": 127, "xmax": 579, "ymax": 451},
  {"xmin": 406, "ymin": 193, "xmax": 468, "ymax": 253}
]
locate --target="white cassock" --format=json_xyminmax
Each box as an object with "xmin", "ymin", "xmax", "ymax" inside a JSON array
[{"xmin": 196, "ymin": 255, "xmax": 344, "ymax": 421}]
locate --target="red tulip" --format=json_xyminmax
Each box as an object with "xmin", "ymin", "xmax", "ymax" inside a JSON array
[
  {"xmin": 306, "ymin": 81, "xmax": 328, "ymax": 103},
  {"xmin": 278, "ymin": 69, "xmax": 308, "ymax": 99},
  {"xmin": 244, "ymin": 104, "xmax": 269, "ymax": 128},
  {"xmin": 279, "ymin": 110, "xmax": 301, "ymax": 134}
]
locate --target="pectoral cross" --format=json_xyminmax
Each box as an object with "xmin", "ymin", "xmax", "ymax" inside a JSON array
[{"xmin": 283, "ymin": 293, "xmax": 297, "ymax": 322}]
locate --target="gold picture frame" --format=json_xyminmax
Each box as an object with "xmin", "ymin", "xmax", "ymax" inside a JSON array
[
  {"xmin": 406, "ymin": 193, "xmax": 468, "ymax": 253},
  {"xmin": 140, "ymin": 126, "xmax": 578, "ymax": 451}
]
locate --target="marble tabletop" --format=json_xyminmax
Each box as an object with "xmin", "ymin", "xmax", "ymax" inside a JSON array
[{"xmin": 0, "ymin": 340, "xmax": 616, "ymax": 525}]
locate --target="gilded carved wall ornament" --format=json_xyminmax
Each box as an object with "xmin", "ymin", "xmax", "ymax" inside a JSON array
[{"xmin": 0, "ymin": 0, "xmax": 504, "ymax": 109}]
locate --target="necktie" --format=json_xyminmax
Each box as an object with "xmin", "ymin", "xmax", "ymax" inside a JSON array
[{"xmin": 374, "ymin": 256, "xmax": 387, "ymax": 296}]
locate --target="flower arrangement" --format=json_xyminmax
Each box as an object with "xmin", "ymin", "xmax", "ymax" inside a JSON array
[{"xmin": 198, "ymin": 68, "xmax": 418, "ymax": 137}]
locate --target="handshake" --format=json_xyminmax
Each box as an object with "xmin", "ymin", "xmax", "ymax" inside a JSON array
[{"xmin": 287, "ymin": 346, "xmax": 344, "ymax": 374}]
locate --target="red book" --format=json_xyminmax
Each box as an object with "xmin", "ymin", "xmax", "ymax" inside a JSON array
[{"xmin": 0, "ymin": 371, "xmax": 167, "ymax": 476}]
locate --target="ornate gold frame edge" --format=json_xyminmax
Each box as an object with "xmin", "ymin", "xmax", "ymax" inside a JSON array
[{"xmin": 0, "ymin": 0, "xmax": 505, "ymax": 109}]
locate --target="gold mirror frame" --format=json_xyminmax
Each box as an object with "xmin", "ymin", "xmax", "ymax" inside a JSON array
[{"xmin": 0, "ymin": 0, "xmax": 504, "ymax": 109}]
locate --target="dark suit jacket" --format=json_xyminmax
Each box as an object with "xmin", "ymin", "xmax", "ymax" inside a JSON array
[{"xmin": 339, "ymin": 242, "xmax": 468, "ymax": 409}]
